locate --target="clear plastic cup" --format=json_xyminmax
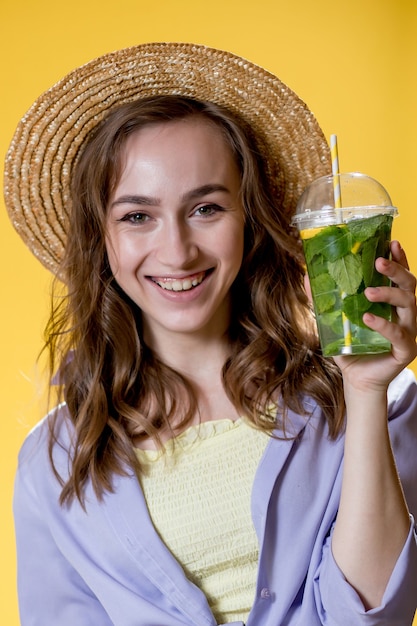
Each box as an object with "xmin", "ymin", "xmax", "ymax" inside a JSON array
[{"xmin": 292, "ymin": 172, "xmax": 398, "ymax": 357}]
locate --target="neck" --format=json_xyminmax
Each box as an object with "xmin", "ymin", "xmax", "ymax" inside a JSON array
[
  {"xmin": 141, "ymin": 288, "xmax": 234, "ymax": 375},
  {"xmin": 143, "ymin": 328, "xmax": 240, "ymax": 427},
  {"xmin": 144, "ymin": 324, "xmax": 232, "ymax": 379}
]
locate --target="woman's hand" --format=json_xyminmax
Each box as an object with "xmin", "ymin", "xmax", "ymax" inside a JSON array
[{"xmin": 333, "ymin": 240, "xmax": 417, "ymax": 392}]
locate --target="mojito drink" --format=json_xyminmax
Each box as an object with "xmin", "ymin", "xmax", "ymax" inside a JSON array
[{"xmin": 300, "ymin": 212, "xmax": 393, "ymax": 356}]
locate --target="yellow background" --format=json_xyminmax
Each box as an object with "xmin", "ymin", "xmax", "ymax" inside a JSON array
[{"xmin": 1, "ymin": 0, "xmax": 416, "ymax": 623}]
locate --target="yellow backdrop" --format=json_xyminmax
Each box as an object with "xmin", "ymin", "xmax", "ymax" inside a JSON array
[{"xmin": 1, "ymin": 1, "xmax": 416, "ymax": 624}]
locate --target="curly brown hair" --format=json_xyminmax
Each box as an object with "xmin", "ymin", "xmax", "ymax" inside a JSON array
[{"xmin": 45, "ymin": 95, "xmax": 344, "ymax": 505}]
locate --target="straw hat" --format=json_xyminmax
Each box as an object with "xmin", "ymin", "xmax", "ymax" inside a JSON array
[{"xmin": 4, "ymin": 42, "xmax": 331, "ymax": 275}]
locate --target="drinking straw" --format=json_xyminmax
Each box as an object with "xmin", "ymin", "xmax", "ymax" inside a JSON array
[
  {"xmin": 330, "ymin": 134, "xmax": 342, "ymax": 216},
  {"xmin": 330, "ymin": 134, "xmax": 352, "ymax": 354}
]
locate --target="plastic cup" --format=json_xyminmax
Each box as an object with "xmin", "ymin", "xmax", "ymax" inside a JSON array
[{"xmin": 292, "ymin": 172, "xmax": 398, "ymax": 357}]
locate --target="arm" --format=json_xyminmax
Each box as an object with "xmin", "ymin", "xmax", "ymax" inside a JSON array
[{"xmin": 331, "ymin": 240, "xmax": 417, "ymax": 609}]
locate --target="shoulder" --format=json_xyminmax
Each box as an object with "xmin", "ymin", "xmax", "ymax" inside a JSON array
[
  {"xmin": 387, "ymin": 368, "xmax": 417, "ymax": 416},
  {"xmin": 17, "ymin": 403, "xmax": 73, "ymax": 481}
]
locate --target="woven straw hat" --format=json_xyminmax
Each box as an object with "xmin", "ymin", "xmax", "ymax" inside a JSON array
[{"xmin": 4, "ymin": 42, "xmax": 331, "ymax": 275}]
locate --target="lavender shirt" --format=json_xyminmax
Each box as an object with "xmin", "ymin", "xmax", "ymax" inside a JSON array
[{"xmin": 14, "ymin": 369, "xmax": 417, "ymax": 625}]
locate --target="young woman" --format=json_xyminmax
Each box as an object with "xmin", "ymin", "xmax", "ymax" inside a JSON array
[{"xmin": 5, "ymin": 43, "xmax": 417, "ymax": 626}]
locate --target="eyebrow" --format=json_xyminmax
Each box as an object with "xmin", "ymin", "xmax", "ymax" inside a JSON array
[{"xmin": 111, "ymin": 184, "xmax": 231, "ymax": 208}]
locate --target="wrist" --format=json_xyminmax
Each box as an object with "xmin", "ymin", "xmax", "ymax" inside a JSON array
[{"xmin": 342, "ymin": 380, "xmax": 388, "ymax": 422}]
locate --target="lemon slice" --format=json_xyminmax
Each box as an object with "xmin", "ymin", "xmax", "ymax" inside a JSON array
[{"xmin": 299, "ymin": 227, "xmax": 324, "ymax": 239}]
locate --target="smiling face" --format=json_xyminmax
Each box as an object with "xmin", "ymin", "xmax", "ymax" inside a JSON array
[{"xmin": 105, "ymin": 116, "xmax": 245, "ymax": 348}]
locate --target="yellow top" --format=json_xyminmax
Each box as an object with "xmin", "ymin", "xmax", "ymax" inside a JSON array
[{"xmin": 136, "ymin": 418, "xmax": 269, "ymax": 624}]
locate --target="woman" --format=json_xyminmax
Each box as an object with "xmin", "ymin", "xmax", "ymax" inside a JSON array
[{"xmin": 5, "ymin": 43, "xmax": 417, "ymax": 625}]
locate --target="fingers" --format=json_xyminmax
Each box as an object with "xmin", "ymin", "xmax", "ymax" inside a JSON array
[
  {"xmin": 363, "ymin": 241, "xmax": 417, "ymax": 364},
  {"xmin": 371, "ymin": 241, "xmax": 416, "ymax": 307},
  {"xmin": 374, "ymin": 254, "xmax": 416, "ymax": 295},
  {"xmin": 363, "ymin": 308, "xmax": 416, "ymax": 354},
  {"xmin": 390, "ymin": 239, "xmax": 409, "ymax": 270},
  {"xmin": 365, "ymin": 276, "xmax": 416, "ymax": 339}
]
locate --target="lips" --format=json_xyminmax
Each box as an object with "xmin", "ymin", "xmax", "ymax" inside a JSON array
[{"xmin": 151, "ymin": 271, "xmax": 207, "ymax": 292}]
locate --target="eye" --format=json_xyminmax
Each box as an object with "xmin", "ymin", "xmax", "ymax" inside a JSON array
[
  {"xmin": 119, "ymin": 212, "xmax": 149, "ymax": 224},
  {"xmin": 194, "ymin": 203, "xmax": 223, "ymax": 217}
]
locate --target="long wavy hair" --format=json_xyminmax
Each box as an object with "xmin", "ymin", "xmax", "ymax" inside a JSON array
[{"xmin": 45, "ymin": 95, "xmax": 345, "ymax": 504}]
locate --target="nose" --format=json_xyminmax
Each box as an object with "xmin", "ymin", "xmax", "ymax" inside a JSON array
[{"xmin": 155, "ymin": 219, "xmax": 199, "ymax": 268}]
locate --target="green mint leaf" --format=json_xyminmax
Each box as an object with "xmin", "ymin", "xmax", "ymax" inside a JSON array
[
  {"xmin": 368, "ymin": 302, "xmax": 392, "ymax": 321},
  {"xmin": 342, "ymin": 292, "xmax": 371, "ymax": 327},
  {"xmin": 328, "ymin": 253, "xmax": 363, "ymax": 295},
  {"xmin": 342, "ymin": 296, "xmax": 391, "ymax": 328},
  {"xmin": 322, "ymin": 337, "xmax": 352, "ymax": 356},
  {"xmin": 361, "ymin": 237, "xmax": 379, "ymax": 286},
  {"xmin": 303, "ymin": 225, "xmax": 350, "ymax": 264},
  {"xmin": 310, "ymin": 273, "xmax": 337, "ymax": 313},
  {"xmin": 361, "ymin": 236, "xmax": 391, "ymax": 287},
  {"xmin": 349, "ymin": 214, "xmax": 393, "ymax": 243},
  {"xmin": 305, "ymin": 253, "xmax": 327, "ymax": 278},
  {"xmin": 318, "ymin": 309, "xmax": 344, "ymax": 335}
]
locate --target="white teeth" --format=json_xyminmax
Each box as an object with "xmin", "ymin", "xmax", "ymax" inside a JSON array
[
  {"xmin": 172, "ymin": 280, "xmax": 184, "ymax": 291},
  {"xmin": 155, "ymin": 273, "xmax": 205, "ymax": 292}
]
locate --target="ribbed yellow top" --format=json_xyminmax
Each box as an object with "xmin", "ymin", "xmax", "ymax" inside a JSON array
[{"xmin": 136, "ymin": 418, "xmax": 269, "ymax": 624}]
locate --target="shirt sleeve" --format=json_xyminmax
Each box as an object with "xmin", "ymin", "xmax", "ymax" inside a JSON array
[
  {"xmin": 13, "ymin": 435, "xmax": 114, "ymax": 626},
  {"xmin": 314, "ymin": 517, "xmax": 417, "ymax": 625}
]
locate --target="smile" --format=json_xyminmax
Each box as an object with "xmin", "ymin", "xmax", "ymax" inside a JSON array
[{"xmin": 151, "ymin": 271, "xmax": 207, "ymax": 292}]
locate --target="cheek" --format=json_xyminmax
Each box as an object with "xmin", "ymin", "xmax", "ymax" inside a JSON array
[
  {"xmin": 105, "ymin": 235, "xmax": 139, "ymax": 280},
  {"xmin": 304, "ymin": 273, "xmax": 313, "ymax": 303},
  {"xmin": 220, "ymin": 228, "xmax": 245, "ymax": 279}
]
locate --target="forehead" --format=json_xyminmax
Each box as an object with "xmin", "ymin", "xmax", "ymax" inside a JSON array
[
  {"xmin": 122, "ymin": 115, "xmax": 231, "ymax": 153},
  {"xmin": 106, "ymin": 114, "xmax": 245, "ymax": 207},
  {"xmin": 118, "ymin": 117, "xmax": 238, "ymax": 175}
]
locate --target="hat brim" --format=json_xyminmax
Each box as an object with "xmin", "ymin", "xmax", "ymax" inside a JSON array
[{"xmin": 3, "ymin": 42, "xmax": 331, "ymax": 274}]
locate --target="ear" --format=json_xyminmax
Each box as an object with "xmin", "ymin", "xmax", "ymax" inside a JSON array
[{"xmin": 304, "ymin": 272, "xmax": 313, "ymax": 304}]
